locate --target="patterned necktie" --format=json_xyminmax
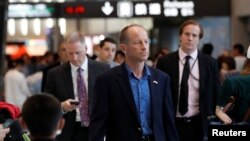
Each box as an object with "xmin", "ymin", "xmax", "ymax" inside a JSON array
[
  {"xmin": 77, "ymin": 68, "xmax": 89, "ymax": 126},
  {"xmin": 179, "ymin": 55, "xmax": 191, "ymax": 115}
]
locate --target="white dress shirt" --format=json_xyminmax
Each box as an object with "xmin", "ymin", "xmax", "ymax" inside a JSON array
[
  {"xmin": 4, "ymin": 69, "xmax": 31, "ymax": 109},
  {"xmin": 177, "ymin": 48, "xmax": 200, "ymax": 117}
]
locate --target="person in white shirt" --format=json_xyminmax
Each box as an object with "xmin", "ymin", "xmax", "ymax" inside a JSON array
[
  {"xmin": 232, "ymin": 43, "xmax": 247, "ymax": 72},
  {"xmin": 4, "ymin": 59, "xmax": 31, "ymax": 109}
]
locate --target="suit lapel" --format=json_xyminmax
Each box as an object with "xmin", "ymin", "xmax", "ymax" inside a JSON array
[
  {"xmin": 148, "ymin": 68, "xmax": 158, "ymax": 116},
  {"xmin": 88, "ymin": 59, "xmax": 94, "ymax": 97},
  {"xmin": 63, "ymin": 63, "xmax": 75, "ymax": 99},
  {"xmin": 118, "ymin": 64, "xmax": 140, "ymax": 122},
  {"xmin": 172, "ymin": 52, "xmax": 180, "ymax": 110},
  {"xmin": 198, "ymin": 52, "xmax": 206, "ymax": 97}
]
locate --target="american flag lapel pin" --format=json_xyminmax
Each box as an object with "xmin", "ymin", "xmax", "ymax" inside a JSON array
[{"xmin": 153, "ymin": 80, "xmax": 158, "ymax": 84}]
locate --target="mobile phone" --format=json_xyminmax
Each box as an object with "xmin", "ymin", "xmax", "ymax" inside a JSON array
[
  {"xmin": 70, "ymin": 101, "xmax": 80, "ymax": 105},
  {"xmin": 2, "ymin": 119, "xmax": 14, "ymax": 128}
]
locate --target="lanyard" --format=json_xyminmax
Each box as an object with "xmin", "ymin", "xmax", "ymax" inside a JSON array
[{"xmin": 179, "ymin": 56, "xmax": 199, "ymax": 81}]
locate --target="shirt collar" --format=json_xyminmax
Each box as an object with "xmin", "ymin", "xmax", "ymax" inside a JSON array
[
  {"xmin": 179, "ymin": 48, "xmax": 198, "ymax": 61},
  {"xmin": 70, "ymin": 58, "xmax": 88, "ymax": 72},
  {"xmin": 125, "ymin": 64, "xmax": 151, "ymax": 79}
]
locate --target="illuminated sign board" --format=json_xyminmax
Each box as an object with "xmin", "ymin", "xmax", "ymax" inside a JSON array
[
  {"xmin": 60, "ymin": 1, "xmax": 195, "ymax": 18},
  {"xmin": 8, "ymin": 3, "xmax": 55, "ymax": 18},
  {"xmin": 7, "ymin": 0, "xmax": 230, "ymax": 19},
  {"xmin": 163, "ymin": 0, "xmax": 194, "ymax": 17},
  {"xmin": 61, "ymin": 1, "xmax": 117, "ymax": 18}
]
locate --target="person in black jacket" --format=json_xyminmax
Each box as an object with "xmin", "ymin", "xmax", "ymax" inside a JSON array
[
  {"xmin": 157, "ymin": 20, "xmax": 220, "ymax": 141},
  {"xmin": 41, "ymin": 39, "xmax": 68, "ymax": 91},
  {"xmin": 45, "ymin": 31, "xmax": 109, "ymax": 141},
  {"xmin": 90, "ymin": 24, "xmax": 179, "ymax": 141}
]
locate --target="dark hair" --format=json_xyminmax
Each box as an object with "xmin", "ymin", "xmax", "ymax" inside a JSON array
[
  {"xmin": 115, "ymin": 50, "xmax": 125, "ymax": 57},
  {"xmin": 233, "ymin": 43, "xmax": 245, "ymax": 54},
  {"xmin": 179, "ymin": 19, "xmax": 204, "ymax": 39},
  {"xmin": 22, "ymin": 93, "xmax": 62, "ymax": 137},
  {"xmin": 120, "ymin": 24, "xmax": 145, "ymax": 44},
  {"xmin": 202, "ymin": 43, "xmax": 214, "ymax": 56},
  {"xmin": 8, "ymin": 59, "xmax": 24, "ymax": 69},
  {"xmin": 222, "ymin": 56, "xmax": 236, "ymax": 70},
  {"xmin": 99, "ymin": 37, "xmax": 117, "ymax": 48}
]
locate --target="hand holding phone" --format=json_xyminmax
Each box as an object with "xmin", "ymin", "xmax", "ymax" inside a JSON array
[
  {"xmin": 70, "ymin": 101, "xmax": 79, "ymax": 105},
  {"xmin": 2, "ymin": 119, "xmax": 14, "ymax": 129}
]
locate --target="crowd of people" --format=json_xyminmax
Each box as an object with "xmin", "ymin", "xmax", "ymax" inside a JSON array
[{"xmin": 0, "ymin": 19, "xmax": 249, "ymax": 141}]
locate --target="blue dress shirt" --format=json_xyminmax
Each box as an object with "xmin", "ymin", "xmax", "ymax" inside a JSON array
[{"xmin": 126, "ymin": 65, "xmax": 152, "ymax": 135}]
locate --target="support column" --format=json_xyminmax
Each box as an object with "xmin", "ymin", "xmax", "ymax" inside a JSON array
[{"xmin": 0, "ymin": 0, "xmax": 8, "ymax": 100}]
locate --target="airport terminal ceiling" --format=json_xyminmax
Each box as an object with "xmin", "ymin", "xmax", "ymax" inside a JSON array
[
  {"xmin": 0, "ymin": 0, "xmax": 233, "ymax": 95},
  {"xmin": 6, "ymin": 0, "xmax": 230, "ymax": 37}
]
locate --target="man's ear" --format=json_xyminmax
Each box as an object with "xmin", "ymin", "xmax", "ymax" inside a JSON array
[{"xmin": 120, "ymin": 44, "xmax": 127, "ymax": 54}]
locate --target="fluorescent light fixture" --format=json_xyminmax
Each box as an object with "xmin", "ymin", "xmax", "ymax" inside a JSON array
[
  {"xmin": 9, "ymin": 0, "xmax": 17, "ymax": 3},
  {"xmin": 59, "ymin": 18, "xmax": 66, "ymax": 35},
  {"xmin": 92, "ymin": 36, "xmax": 100, "ymax": 45},
  {"xmin": 19, "ymin": 0, "xmax": 27, "ymax": 3},
  {"xmin": 46, "ymin": 18, "xmax": 54, "ymax": 28},
  {"xmin": 57, "ymin": 0, "xmax": 65, "ymax": 3},
  {"xmin": 20, "ymin": 18, "xmax": 28, "ymax": 36},
  {"xmin": 85, "ymin": 36, "xmax": 93, "ymax": 56},
  {"xmin": 99, "ymin": 35, "xmax": 105, "ymax": 41},
  {"xmin": 33, "ymin": 18, "xmax": 41, "ymax": 36},
  {"xmin": 8, "ymin": 19, "xmax": 15, "ymax": 36}
]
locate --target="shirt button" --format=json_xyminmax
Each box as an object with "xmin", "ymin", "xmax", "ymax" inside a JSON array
[{"xmin": 138, "ymin": 127, "xmax": 141, "ymax": 131}]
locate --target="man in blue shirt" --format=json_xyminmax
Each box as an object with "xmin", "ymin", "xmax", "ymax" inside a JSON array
[{"xmin": 89, "ymin": 24, "xmax": 179, "ymax": 141}]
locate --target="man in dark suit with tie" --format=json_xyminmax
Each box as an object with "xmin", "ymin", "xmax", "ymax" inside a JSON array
[
  {"xmin": 157, "ymin": 20, "xmax": 221, "ymax": 141},
  {"xmin": 45, "ymin": 31, "xmax": 109, "ymax": 141},
  {"xmin": 89, "ymin": 24, "xmax": 179, "ymax": 141}
]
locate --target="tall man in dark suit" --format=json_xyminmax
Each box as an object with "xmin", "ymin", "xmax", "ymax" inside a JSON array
[
  {"xmin": 45, "ymin": 31, "xmax": 110, "ymax": 141},
  {"xmin": 41, "ymin": 39, "xmax": 68, "ymax": 91},
  {"xmin": 89, "ymin": 24, "xmax": 179, "ymax": 141},
  {"xmin": 157, "ymin": 20, "xmax": 221, "ymax": 141}
]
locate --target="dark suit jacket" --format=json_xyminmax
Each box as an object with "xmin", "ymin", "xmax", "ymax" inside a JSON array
[
  {"xmin": 44, "ymin": 59, "xmax": 109, "ymax": 141},
  {"xmin": 89, "ymin": 63, "xmax": 179, "ymax": 141},
  {"xmin": 41, "ymin": 62, "xmax": 61, "ymax": 92},
  {"xmin": 156, "ymin": 51, "xmax": 220, "ymax": 134}
]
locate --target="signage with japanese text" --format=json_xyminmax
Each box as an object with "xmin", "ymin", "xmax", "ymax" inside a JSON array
[{"xmin": 8, "ymin": 0, "xmax": 230, "ymax": 19}]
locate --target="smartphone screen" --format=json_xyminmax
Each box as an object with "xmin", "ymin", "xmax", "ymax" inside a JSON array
[
  {"xmin": 70, "ymin": 101, "xmax": 80, "ymax": 105},
  {"xmin": 2, "ymin": 119, "xmax": 14, "ymax": 128}
]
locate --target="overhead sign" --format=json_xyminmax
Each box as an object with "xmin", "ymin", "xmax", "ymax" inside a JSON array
[
  {"xmin": 60, "ymin": 1, "xmax": 194, "ymax": 18},
  {"xmin": 101, "ymin": 2, "xmax": 114, "ymax": 16},
  {"xmin": 163, "ymin": 0, "xmax": 194, "ymax": 17},
  {"xmin": 117, "ymin": 1, "xmax": 133, "ymax": 18},
  {"xmin": 8, "ymin": 3, "xmax": 55, "ymax": 18},
  {"xmin": 61, "ymin": 1, "xmax": 117, "ymax": 18},
  {"xmin": 7, "ymin": 0, "xmax": 230, "ymax": 19}
]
